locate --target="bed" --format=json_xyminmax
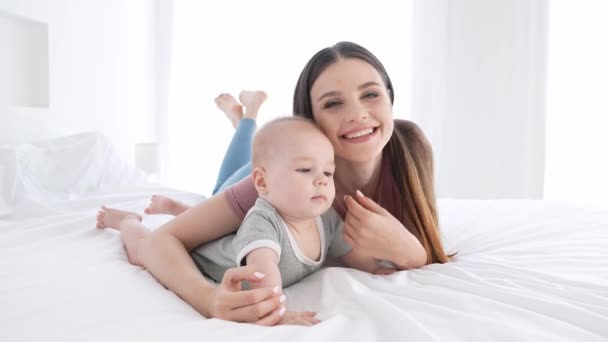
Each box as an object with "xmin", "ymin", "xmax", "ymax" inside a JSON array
[{"xmin": 1, "ymin": 132, "xmax": 607, "ymax": 341}]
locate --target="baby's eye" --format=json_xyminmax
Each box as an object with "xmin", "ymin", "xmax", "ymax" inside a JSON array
[
  {"xmin": 296, "ymin": 168, "xmax": 311, "ymax": 173},
  {"xmin": 324, "ymin": 171, "xmax": 333, "ymax": 177}
]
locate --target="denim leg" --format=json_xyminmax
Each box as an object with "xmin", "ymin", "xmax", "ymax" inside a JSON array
[
  {"xmin": 212, "ymin": 118, "xmax": 256, "ymax": 194},
  {"xmin": 213, "ymin": 162, "xmax": 252, "ymax": 194}
]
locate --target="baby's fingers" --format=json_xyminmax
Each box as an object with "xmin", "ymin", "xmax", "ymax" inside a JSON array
[
  {"xmin": 303, "ymin": 315, "xmax": 321, "ymax": 325},
  {"xmin": 279, "ymin": 311, "xmax": 321, "ymax": 326}
]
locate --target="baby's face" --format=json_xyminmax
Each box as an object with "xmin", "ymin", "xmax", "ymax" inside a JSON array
[{"xmin": 263, "ymin": 127, "xmax": 335, "ymax": 219}]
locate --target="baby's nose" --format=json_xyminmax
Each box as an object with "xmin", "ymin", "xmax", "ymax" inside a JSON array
[{"xmin": 315, "ymin": 174, "xmax": 328, "ymax": 186}]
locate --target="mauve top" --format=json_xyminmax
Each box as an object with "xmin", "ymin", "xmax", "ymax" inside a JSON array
[{"xmin": 224, "ymin": 155, "xmax": 421, "ymax": 243}]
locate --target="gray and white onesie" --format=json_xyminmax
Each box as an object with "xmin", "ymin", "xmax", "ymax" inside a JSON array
[{"xmin": 190, "ymin": 197, "xmax": 351, "ymax": 287}]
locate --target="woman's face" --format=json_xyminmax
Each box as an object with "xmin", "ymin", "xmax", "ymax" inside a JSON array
[{"xmin": 310, "ymin": 58, "xmax": 394, "ymax": 163}]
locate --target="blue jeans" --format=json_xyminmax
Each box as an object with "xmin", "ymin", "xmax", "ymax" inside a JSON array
[{"xmin": 212, "ymin": 118, "xmax": 255, "ymax": 195}]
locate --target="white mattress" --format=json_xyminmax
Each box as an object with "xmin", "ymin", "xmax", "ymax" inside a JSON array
[{"xmin": 1, "ymin": 185, "xmax": 607, "ymax": 341}]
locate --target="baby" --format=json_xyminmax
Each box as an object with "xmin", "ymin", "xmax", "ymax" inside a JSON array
[{"xmin": 96, "ymin": 117, "xmax": 351, "ymax": 325}]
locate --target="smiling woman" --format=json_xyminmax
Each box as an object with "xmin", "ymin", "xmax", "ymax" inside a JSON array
[
  {"xmin": 307, "ymin": 59, "xmax": 394, "ymax": 164},
  {"xmin": 165, "ymin": 0, "xmax": 412, "ymax": 194},
  {"xmin": 291, "ymin": 41, "xmax": 448, "ymax": 266}
]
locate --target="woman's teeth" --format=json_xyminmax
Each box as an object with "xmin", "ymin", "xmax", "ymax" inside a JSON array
[{"xmin": 344, "ymin": 128, "xmax": 374, "ymax": 139}]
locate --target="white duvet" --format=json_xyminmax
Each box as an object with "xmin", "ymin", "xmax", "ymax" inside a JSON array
[{"xmin": 1, "ymin": 185, "xmax": 607, "ymax": 341}]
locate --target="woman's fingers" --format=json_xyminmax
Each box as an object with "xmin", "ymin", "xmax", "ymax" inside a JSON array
[
  {"xmin": 343, "ymin": 214, "xmax": 364, "ymax": 247},
  {"xmin": 215, "ymin": 266, "xmax": 284, "ymax": 324},
  {"xmin": 343, "ymin": 218, "xmax": 360, "ymax": 247},
  {"xmin": 228, "ymin": 294, "xmax": 285, "ymax": 323},
  {"xmin": 221, "ymin": 266, "xmax": 267, "ymax": 291},
  {"xmin": 343, "ymin": 226, "xmax": 358, "ymax": 247},
  {"xmin": 354, "ymin": 190, "xmax": 388, "ymax": 215},
  {"xmin": 344, "ymin": 195, "xmax": 366, "ymax": 220},
  {"xmin": 230, "ymin": 289, "xmax": 284, "ymax": 323},
  {"xmin": 344, "ymin": 214, "xmax": 361, "ymax": 233},
  {"xmin": 254, "ymin": 306, "xmax": 285, "ymax": 326},
  {"xmin": 223, "ymin": 286, "xmax": 282, "ymax": 309}
]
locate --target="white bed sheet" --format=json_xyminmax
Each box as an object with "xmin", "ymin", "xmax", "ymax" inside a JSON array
[{"xmin": 1, "ymin": 185, "xmax": 607, "ymax": 341}]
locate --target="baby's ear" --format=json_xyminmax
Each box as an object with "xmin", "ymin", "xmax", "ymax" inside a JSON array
[{"xmin": 252, "ymin": 167, "xmax": 268, "ymax": 194}]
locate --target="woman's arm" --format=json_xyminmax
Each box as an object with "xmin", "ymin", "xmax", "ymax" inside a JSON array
[
  {"xmin": 340, "ymin": 235, "xmax": 425, "ymax": 274},
  {"xmin": 339, "ymin": 248, "xmax": 379, "ymax": 273},
  {"xmin": 139, "ymin": 192, "xmax": 283, "ymax": 324}
]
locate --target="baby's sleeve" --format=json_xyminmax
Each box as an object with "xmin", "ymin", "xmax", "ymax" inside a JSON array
[
  {"xmin": 232, "ymin": 210, "xmax": 282, "ymax": 267},
  {"xmin": 325, "ymin": 209, "xmax": 352, "ymax": 257}
]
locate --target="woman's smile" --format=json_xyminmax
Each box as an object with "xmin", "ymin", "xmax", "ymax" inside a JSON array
[{"xmin": 340, "ymin": 126, "xmax": 379, "ymax": 143}]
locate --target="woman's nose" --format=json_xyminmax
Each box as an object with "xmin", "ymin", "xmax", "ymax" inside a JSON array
[{"xmin": 345, "ymin": 100, "xmax": 369, "ymax": 122}]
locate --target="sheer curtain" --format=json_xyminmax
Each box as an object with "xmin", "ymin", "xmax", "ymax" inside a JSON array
[
  {"xmin": 165, "ymin": 1, "xmax": 412, "ymax": 195},
  {"xmin": 410, "ymin": 0, "xmax": 607, "ymax": 204},
  {"xmin": 411, "ymin": 0, "xmax": 548, "ymax": 199},
  {"xmin": 544, "ymin": 1, "xmax": 608, "ymax": 208}
]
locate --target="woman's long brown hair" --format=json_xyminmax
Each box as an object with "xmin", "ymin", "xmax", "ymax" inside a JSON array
[{"xmin": 293, "ymin": 41, "xmax": 452, "ymax": 264}]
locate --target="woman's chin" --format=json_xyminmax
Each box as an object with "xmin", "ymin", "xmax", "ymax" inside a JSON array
[{"xmin": 337, "ymin": 147, "xmax": 384, "ymax": 164}]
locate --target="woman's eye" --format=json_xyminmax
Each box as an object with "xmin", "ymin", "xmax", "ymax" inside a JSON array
[
  {"xmin": 324, "ymin": 101, "xmax": 341, "ymax": 109},
  {"xmin": 296, "ymin": 168, "xmax": 311, "ymax": 173},
  {"xmin": 363, "ymin": 92, "xmax": 378, "ymax": 99}
]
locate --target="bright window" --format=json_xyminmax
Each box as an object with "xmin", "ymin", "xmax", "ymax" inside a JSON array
[
  {"xmin": 544, "ymin": 1, "xmax": 608, "ymax": 207},
  {"xmin": 167, "ymin": 1, "xmax": 412, "ymax": 195}
]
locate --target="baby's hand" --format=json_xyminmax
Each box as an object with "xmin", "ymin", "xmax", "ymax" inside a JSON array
[{"xmin": 278, "ymin": 311, "xmax": 321, "ymax": 326}]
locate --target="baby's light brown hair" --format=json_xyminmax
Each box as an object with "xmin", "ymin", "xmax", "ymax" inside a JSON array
[{"xmin": 251, "ymin": 116, "xmax": 326, "ymax": 169}]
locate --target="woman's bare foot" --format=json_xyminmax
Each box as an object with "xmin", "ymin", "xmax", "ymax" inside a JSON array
[
  {"xmin": 96, "ymin": 206, "xmax": 142, "ymax": 230},
  {"xmin": 239, "ymin": 90, "xmax": 267, "ymax": 120},
  {"xmin": 144, "ymin": 195, "xmax": 190, "ymax": 216},
  {"xmin": 215, "ymin": 93, "xmax": 244, "ymax": 129}
]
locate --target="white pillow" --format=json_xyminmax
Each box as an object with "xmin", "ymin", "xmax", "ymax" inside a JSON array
[
  {"xmin": 0, "ymin": 132, "xmax": 149, "ymax": 212},
  {"xmin": 19, "ymin": 131, "xmax": 149, "ymax": 196},
  {"xmin": 0, "ymin": 147, "xmax": 17, "ymax": 215}
]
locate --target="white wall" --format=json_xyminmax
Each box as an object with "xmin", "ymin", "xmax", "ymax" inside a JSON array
[
  {"xmin": 412, "ymin": 0, "xmax": 548, "ymax": 199},
  {"xmin": 0, "ymin": 12, "xmax": 49, "ymax": 107},
  {"xmin": 167, "ymin": 0, "xmax": 412, "ymax": 195},
  {"xmin": 544, "ymin": 1, "xmax": 608, "ymax": 208},
  {"xmin": 0, "ymin": 0, "xmax": 158, "ymax": 164}
]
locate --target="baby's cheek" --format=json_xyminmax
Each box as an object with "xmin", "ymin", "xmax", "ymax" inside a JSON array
[{"xmin": 281, "ymin": 186, "xmax": 302, "ymax": 203}]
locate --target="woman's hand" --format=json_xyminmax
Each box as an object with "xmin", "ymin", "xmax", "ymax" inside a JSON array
[
  {"xmin": 207, "ymin": 265, "xmax": 285, "ymax": 325},
  {"xmin": 343, "ymin": 190, "xmax": 426, "ymax": 269}
]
